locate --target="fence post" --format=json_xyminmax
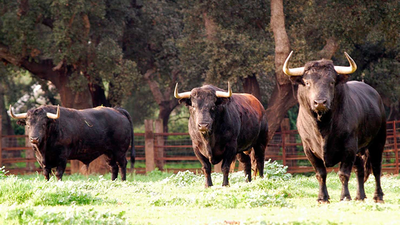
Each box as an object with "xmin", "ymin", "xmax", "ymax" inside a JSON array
[
  {"xmin": 145, "ymin": 119, "xmax": 155, "ymax": 172},
  {"xmin": 281, "ymin": 120, "xmax": 287, "ymax": 166},
  {"xmin": 393, "ymin": 121, "xmax": 399, "ymax": 174},
  {"xmin": 0, "ymin": 115, "xmax": 2, "ymax": 168},
  {"xmin": 25, "ymin": 126, "xmax": 35, "ymax": 171},
  {"xmin": 154, "ymin": 119, "xmax": 164, "ymax": 170}
]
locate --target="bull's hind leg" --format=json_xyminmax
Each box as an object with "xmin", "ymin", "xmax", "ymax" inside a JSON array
[
  {"xmin": 338, "ymin": 160, "xmax": 355, "ymax": 201},
  {"xmin": 116, "ymin": 155, "xmax": 128, "ymax": 181},
  {"xmin": 353, "ymin": 154, "xmax": 366, "ymax": 200},
  {"xmin": 254, "ymin": 134, "xmax": 267, "ymax": 178},
  {"xmin": 105, "ymin": 154, "xmax": 119, "ymax": 181},
  {"xmin": 237, "ymin": 152, "xmax": 252, "ymax": 182},
  {"xmin": 368, "ymin": 127, "xmax": 386, "ymax": 203}
]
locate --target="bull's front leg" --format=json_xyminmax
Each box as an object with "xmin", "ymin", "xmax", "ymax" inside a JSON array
[
  {"xmin": 193, "ymin": 147, "xmax": 213, "ymax": 187},
  {"xmin": 221, "ymin": 145, "xmax": 238, "ymax": 186},
  {"xmin": 304, "ymin": 147, "xmax": 330, "ymax": 203},
  {"xmin": 56, "ymin": 158, "xmax": 67, "ymax": 181},
  {"xmin": 43, "ymin": 167, "xmax": 51, "ymax": 181},
  {"xmin": 339, "ymin": 142, "xmax": 357, "ymax": 201}
]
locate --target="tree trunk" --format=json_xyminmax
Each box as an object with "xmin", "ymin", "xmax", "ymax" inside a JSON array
[
  {"xmin": 0, "ymin": 82, "xmax": 14, "ymax": 136},
  {"xmin": 266, "ymin": 0, "xmax": 295, "ymax": 140},
  {"xmin": 388, "ymin": 102, "xmax": 400, "ymax": 121},
  {"xmin": 243, "ymin": 74, "xmax": 261, "ymax": 101},
  {"xmin": 144, "ymin": 69, "xmax": 179, "ymax": 133}
]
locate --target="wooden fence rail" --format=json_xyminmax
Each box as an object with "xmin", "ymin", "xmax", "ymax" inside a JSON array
[{"xmin": 1, "ymin": 118, "xmax": 399, "ymax": 175}]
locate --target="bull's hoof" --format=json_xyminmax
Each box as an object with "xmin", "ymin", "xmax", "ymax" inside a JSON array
[
  {"xmin": 318, "ymin": 199, "xmax": 330, "ymax": 204},
  {"xmin": 340, "ymin": 196, "xmax": 352, "ymax": 201},
  {"xmin": 373, "ymin": 197, "xmax": 384, "ymax": 203},
  {"xmin": 355, "ymin": 196, "xmax": 366, "ymax": 201}
]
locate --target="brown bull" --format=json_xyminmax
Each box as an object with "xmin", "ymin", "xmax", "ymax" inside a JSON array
[{"xmin": 175, "ymin": 83, "xmax": 268, "ymax": 187}]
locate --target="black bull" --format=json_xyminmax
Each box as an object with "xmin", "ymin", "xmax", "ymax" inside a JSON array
[
  {"xmin": 10, "ymin": 105, "xmax": 135, "ymax": 181},
  {"xmin": 175, "ymin": 83, "xmax": 268, "ymax": 187},
  {"xmin": 284, "ymin": 51, "xmax": 386, "ymax": 203}
]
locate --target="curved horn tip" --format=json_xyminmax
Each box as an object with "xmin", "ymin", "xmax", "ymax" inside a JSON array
[
  {"xmin": 174, "ymin": 83, "xmax": 191, "ymax": 99},
  {"xmin": 174, "ymin": 83, "xmax": 179, "ymax": 99},
  {"xmin": 282, "ymin": 51, "xmax": 304, "ymax": 76},
  {"xmin": 334, "ymin": 52, "xmax": 357, "ymax": 74},
  {"xmin": 227, "ymin": 82, "xmax": 232, "ymax": 97},
  {"xmin": 9, "ymin": 105, "xmax": 28, "ymax": 119},
  {"xmin": 46, "ymin": 105, "xmax": 60, "ymax": 119}
]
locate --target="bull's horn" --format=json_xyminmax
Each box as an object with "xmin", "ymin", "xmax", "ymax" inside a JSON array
[
  {"xmin": 215, "ymin": 82, "xmax": 232, "ymax": 98},
  {"xmin": 9, "ymin": 105, "xmax": 27, "ymax": 119},
  {"xmin": 46, "ymin": 105, "xmax": 60, "ymax": 119},
  {"xmin": 334, "ymin": 52, "xmax": 357, "ymax": 74},
  {"xmin": 174, "ymin": 83, "xmax": 191, "ymax": 99},
  {"xmin": 282, "ymin": 51, "xmax": 305, "ymax": 76}
]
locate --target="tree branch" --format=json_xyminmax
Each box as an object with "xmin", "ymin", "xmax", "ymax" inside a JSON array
[
  {"xmin": 318, "ymin": 37, "xmax": 338, "ymax": 59},
  {"xmin": 0, "ymin": 43, "xmax": 22, "ymax": 66}
]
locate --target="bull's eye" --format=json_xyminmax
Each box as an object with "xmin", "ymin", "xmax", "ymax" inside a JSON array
[
  {"xmin": 305, "ymin": 81, "xmax": 310, "ymax": 87},
  {"xmin": 330, "ymin": 81, "xmax": 335, "ymax": 86}
]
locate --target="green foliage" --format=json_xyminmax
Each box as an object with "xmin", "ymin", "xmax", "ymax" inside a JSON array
[{"xmin": 263, "ymin": 159, "xmax": 292, "ymax": 180}]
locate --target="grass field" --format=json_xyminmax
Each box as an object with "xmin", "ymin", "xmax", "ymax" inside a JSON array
[{"xmin": 0, "ymin": 162, "xmax": 399, "ymax": 225}]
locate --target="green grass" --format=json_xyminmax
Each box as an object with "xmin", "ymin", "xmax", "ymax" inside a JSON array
[{"xmin": 0, "ymin": 163, "xmax": 400, "ymax": 224}]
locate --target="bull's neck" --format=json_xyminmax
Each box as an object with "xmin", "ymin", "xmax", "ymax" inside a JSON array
[{"xmin": 299, "ymin": 83, "xmax": 348, "ymax": 136}]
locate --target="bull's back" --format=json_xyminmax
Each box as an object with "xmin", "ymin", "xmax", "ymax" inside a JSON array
[
  {"xmin": 229, "ymin": 94, "xmax": 266, "ymax": 149},
  {"xmin": 346, "ymin": 81, "xmax": 386, "ymax": 147},
  {"xmin": 58, "ymin": 107, "xmax": 131, "ymax": 158}
]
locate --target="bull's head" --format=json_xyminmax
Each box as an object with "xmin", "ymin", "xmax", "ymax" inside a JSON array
[
  {"xmin": 283, "ymin": 51, "xmax": 357, "ymax": 117},
  {"xmin": 175, "ymin": 83, "xmax": 232, "ymax": 134},
  {"xmin": 10, "ymin": 105, "xmax": 60, "ymax": 145}
]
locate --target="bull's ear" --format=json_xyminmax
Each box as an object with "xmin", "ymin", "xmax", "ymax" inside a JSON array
[
  {"xmin": 178, "ymin": 98, "xmax": 191, "ymax": 106},
  {"xmin": 17, "ymin": 119, "xmax": 26, "ymax": 126},
  {"xmin": 289, "ymin": 76, "xmax": 305, "ymax": 86},
  {"xmin": 336, "ymin": 74, "xmax": 350, "ymax": 84},
  {"xmin": 216, "ymin": 97, "xmax": 230, "ymax": 105}
]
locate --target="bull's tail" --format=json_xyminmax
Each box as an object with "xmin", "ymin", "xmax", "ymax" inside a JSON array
[
  {"xmin": 116, "ymin": 108, "xmax": 135, "ymax": 170},
  {"xmin": 363, "ymin": 150, "xmax": 372, "ymax": 182}
]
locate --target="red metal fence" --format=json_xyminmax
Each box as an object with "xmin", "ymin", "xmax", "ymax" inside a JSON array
[{"xmin": 1, "ymin": 118, "xmax": 399, "ymax": 175}]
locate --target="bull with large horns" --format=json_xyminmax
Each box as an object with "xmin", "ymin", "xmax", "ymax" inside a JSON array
[
  {"xmin": 10, "ymin": 105, "xmax": 135, "ymax": 181},
  {"xmin": 175, "ymin": 82, "xmax": 268, "ymax": 187},
  {"xmin": 284, "ymin": 51, "xmax": 386, "ymax": 203}
]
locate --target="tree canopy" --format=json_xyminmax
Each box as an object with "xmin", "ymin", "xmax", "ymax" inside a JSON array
[{"xmin": 0, "ymin": 0, "xmax": 399, "ymax": 132}]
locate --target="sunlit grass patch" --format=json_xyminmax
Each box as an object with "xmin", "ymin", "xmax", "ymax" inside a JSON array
[
  {"xmin": 0, "ymin": 175, "xmax": 119, "ymax": 206},
  {"xmin": 2, "ymin": 205, "xmax": 126, "ymax": 225}
]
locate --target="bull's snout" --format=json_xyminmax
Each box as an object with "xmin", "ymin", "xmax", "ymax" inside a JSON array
[
  {"xmin": 313, "ymin": 99, "xmax": 327, "ymax": 111},
  {"xmin": 30, "ymin": 137, "xmax": 39, "ymax": 144},
  {"xmin": 198, "ymin": 123, "xmax": 210, "ymax": 133}
]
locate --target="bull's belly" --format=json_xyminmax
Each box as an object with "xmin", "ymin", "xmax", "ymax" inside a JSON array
[{"xmin": 68, "ymin": 148, "xmax": 106, "ymax": 163}]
